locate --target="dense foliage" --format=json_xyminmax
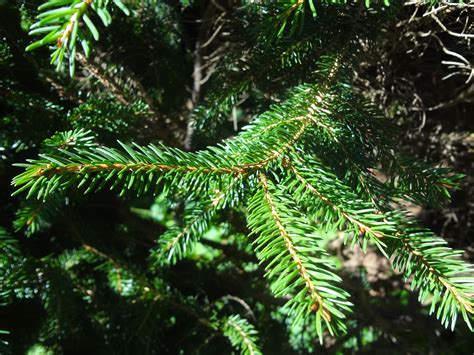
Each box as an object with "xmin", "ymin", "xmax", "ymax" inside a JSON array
[{"xmin": 1, "ymin": 0, "xmax": 473, "ymax": 353}]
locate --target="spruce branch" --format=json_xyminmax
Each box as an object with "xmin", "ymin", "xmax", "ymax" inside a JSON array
[
  {"xmin": 193, "ymin": 14, "xmax": 353, "ymax": 137},
  {"xmin": 12, "ymin": 141, "xmax": 242, "ymax": 200},
  {"xmin": 76, "ymin": 52, "xmax": 131, "ymax": 105},
  {"xmin": 285, "ymin": 157, "xmax": 388, "ymax": 248},
  {"xmin": 14, "ymin": 192, "xmax": 67, "ymax": 236},
  {"xmin": 247, "ymin": 172, "xmax": 352, "ymax": 339},
  {"xmin": 82, "ymin": 243, "xmax": 123, "ymax": 294},
  {"xmin": 26, "ymin": 0, "xmax": 130, "ymax": 75},
  {"xmin": 151, "ymin": 200, "xmax": 218, "ymax": 266},
  {"xmin": 258, "ymin": 172, "xmax": 331, "ymax": 319},
  {"xmin": 388, "ymin": 226, "xmax": 474, "ymax": 330},
  {"xmin": 383, "ymin": 154, "xmax": 464, "ymax": 207},
  {"xmin": 220, "ymin": 314, "xmax": 262, "ymax": 355},
  {"xmin": 151, "ymin": 175, "xmax": 247, "ymax": 266},
  {"xmin": 11, "ymin": 56, "xmax": 344, "ymax": 201},
  {"xmin": 285, "ymin": 155, "xmax": 473, "ymax": 329}
]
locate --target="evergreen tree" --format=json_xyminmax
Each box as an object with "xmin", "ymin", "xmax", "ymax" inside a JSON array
[{"xmin": 1, "ymin": 0, "xmax": 473, "ymax": 353}]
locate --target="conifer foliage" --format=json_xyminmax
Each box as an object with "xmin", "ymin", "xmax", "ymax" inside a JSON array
[{"xmin": 1, "ymin": 0, "xmax": 473, "ymax": 353}]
